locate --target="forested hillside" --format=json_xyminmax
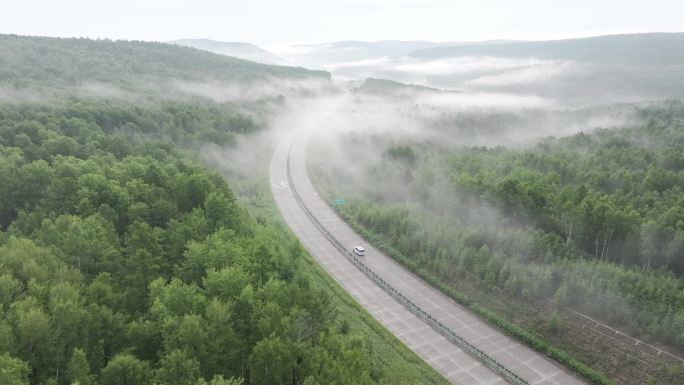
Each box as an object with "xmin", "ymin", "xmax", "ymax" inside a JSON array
[
  {"xmin": 447, "ymin": 103, "xmax": 684, "ymax": 273},
  {"xmin": 0, "ymin": 34, "xmax": 327, "ymax": 88},
  {"xmin": 0, "ymin": 35, "xmax": 447, "ymax": 385},
  {"xmin": 408, "ymin": 33, "xmax": 684, "ymax": 64},
  {"xmin": 309, "ymin": 101, "xmax": 684, "ymax": 384}
]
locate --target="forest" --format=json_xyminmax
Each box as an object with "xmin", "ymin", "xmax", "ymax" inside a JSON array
[
  {"xmin": 0, "ymin": 36, "xmax": 447, "ymax": 385},
  {"xmin": 3, "ymin": 30, "xmax": 684, "ymax": 385},
  {"xmin": 0, "ymin": 34, "xmax": 328, "ymax": 89},
  {"xmin": 309, "ymin": 100, "xmax": 684, "ymax": 383}
]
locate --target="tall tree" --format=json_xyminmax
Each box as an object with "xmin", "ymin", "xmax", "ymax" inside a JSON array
[{"xmin": 100, "ymin": 353, "xmax": 150, "ymax": 385}]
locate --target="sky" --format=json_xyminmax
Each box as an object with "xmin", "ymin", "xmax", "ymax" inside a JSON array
[{"xmin": 2, "ymin": 0, "xmax": 683, "ymax": 47}]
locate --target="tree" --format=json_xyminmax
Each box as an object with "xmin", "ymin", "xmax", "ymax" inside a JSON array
[
  {"xmin": 122, "ymin": 221, "xmax": 165, "ymax": 311},
  {"xmin": 176, "ymin": 315, "xmax": 208, "ymax": 365},
  {"xmin": 179, "ymin": 230, "xmax": 244, "ymax": 284},
  {"xmin": 203, "ymin": 299, "xmax": 240, "ymax": 378},
  {"xmin": 203, "ymin": 267, "xmax": 249, "ymax": 302},
  {"xmin": 51, "ymin": 299, "xmax": 88, "ymax": 383},
  {"xmin": 149, "ymin": 278, "xmax": 206, "ymax": 319},
  {"xmin": 157, "ymin": 349, "xmax": 200, "ymax": 385},
  {"xmin": 177, "ymin": 174, "xmax": 211, "ymax": 213},
  {"xmin": 9, "ymin": 299, "xmax": 53, "ymax": 385},
  {"xmin": 665, "ymin": 231, "xmax": 684, "ymax": 269},
  {"xmin": 0, "ymin": 274, "xmax": 23, "ymax": 310},
  {"xmin": 100, "ymin": 353, "xmax": 150, "ymax": 385},
  {"xmin": 248, "ymin": 337, "xmax": 290, "ymax": 385},
  {"xmin": 67, "ymin": 348, "xmax": 92, "ymax": 385},
  {"xmin": 0, "ymin": 353, "xmax": 30, "ymax": 385},
  {"xmin": 385, "ymin": 146, "xmax": 416, "ymax": 165},
  {"xmin": 0, "ymin": 319, "xmax": 16, "ymax": 354},
  {"xmin": 194, "ymin": 375, "xmax": 243, "ymax": 385},
  {"xmin": 204, "ymin": 191, "xmax": 239, "ymax": 233},
  {"xmin": 641, "ymin": 221, "xmax": 663, "ymax": 270}
]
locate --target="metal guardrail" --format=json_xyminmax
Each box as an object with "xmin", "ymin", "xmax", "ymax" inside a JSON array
[
  {"xmin": 565, "ymin": 306, "xmax": 684, "ymax": 366},
  {"xmin": 285, "ymin": 137, "xmax": 530, "ymax": 385}
]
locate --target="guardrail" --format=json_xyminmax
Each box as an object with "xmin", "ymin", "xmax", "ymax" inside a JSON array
[{"xmin": 285, "ymin": 136, "xmax": 530, "ymax": 385}]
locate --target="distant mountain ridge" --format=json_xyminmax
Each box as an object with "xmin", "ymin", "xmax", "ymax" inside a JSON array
[
  {"xmin": 273, "ymin": 33, "xmax": 684, "ymax": 105},
  {"xmin": 168, "ymin": 38, "xmax": 289, "ymax": 65},
  {"xmin": 354, "ymin": 78, "xmax": 456, "ymax": 94},
  {"xmin": 407, "ymin": 33, "xmax": 684, "ymax": 64}
]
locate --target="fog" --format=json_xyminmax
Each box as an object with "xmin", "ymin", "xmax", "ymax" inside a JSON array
[
  {"xmin": 250, "ymin": 70, "xmax": 658, "ymax": 341},
  {"xmin": 277, "ymin": 35, "xmax": 684, "ymax": 108},
  {"xmin": 298, "ymin": 87, "xmax": 634, "ymax": 207},
  {"xmin": 0, "ymin": 37, "xmax": 648, "ymax": 258},
  {"xmin": 0, "ymin": 87, "xmax": 43, "ymax": 104},
  {"xmin": 171, "ymin": 77, "xmax": 336, "ymax": 103},
  {"xmin": 323, "ymin": 56, "xmax": 670, "ymax": 107},
  {"xmin": 182, "ymin": 68, "xmax": 641, "ymax": 242},
  {"xmin": 326, "ymin": 55, "xmax": 572, "ymax": 86},
  {"xmin": 2, "ymin": 31, "xmax": 674, "ymax": 371}
]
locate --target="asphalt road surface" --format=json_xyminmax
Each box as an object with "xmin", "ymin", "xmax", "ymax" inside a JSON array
[{"xmin": 270, "ymin": 126, "xmax": 586, "ymax": 385}]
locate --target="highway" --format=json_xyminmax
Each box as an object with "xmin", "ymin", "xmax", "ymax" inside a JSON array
[{"xmin": 270, "ymin": 125, "xmax": 587, "ymax": 385}]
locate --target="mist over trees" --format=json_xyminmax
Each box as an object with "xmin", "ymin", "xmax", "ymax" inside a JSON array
[
  {"xmin": 307, "ymin": 90, "xmax": 684, "ymax": 384},
  {"xmin": 312, "ymin": 100, "xmax": 684, "ymax": 341},
  {"xmin": 0, "ymin": 35, "xmax": 446, "ymax": 385},
  {"xmin": 2, "ymin": 28, "xmax": 684, "ymax": 385},
  {"xmin": 293, "ymin": 33, "xmax": 684, "ymax": 106}
]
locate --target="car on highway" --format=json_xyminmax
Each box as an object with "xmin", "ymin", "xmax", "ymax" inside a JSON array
[{"xmin": 352, "ymin": 246, "xmax": 365, "ymax": 256}]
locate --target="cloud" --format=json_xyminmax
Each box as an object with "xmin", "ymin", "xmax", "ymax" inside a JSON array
[
  {"xmin": 0, "ymin": 87, "xmax": 43, "ymax": 104},
  {"xmin": 171, "ymin": 77, "xmax": 335, "ymax": 103},
  {"xmin": 469, "ymin": 60, "xmax": 576, "ymax": 86},
  {"xmin": 325, "ymin": 55, "xmax": 572, "ymax": 84},
  {"xmin": 413, "ymin": 91, "xmax": 555, "ymax": 109},
  {"xmin": 393, "ymin": 56, "xmax": 555, "ymax": 76}
]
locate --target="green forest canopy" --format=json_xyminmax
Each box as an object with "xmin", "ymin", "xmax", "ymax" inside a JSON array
[{"xmin": 0, "ymin": 34, "xmax": 329, "ymax": 89}]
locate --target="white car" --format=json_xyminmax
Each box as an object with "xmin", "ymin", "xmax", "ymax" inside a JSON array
[{"xmin": 352, "ymin": 246, "xmax": 365, "ymax": 256}]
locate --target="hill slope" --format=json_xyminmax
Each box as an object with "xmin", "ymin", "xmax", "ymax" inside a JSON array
[
  {"xmin": 408, "ymin": 33, "xmax": 684, "ymax": 64},
  {"xmin": 0, "ymin": 34, "xmax": 328, "ymax": 89},
  {"xmin": 281, "ymin": 34, "xmax": 684, "ymax": 105},
  {"xmin": 406, "ymin": 33, "xmax": 684, "ymax": 103}
]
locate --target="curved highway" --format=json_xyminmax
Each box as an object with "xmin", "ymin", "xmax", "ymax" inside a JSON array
[{"xmin": 270, "ymin": 123, "xmax": 587, "ymax": 385}]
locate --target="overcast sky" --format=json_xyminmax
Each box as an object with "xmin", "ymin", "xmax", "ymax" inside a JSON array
[{"xmin": 3, "ymin": 0, "xmax": 683, "ymax": 47}]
